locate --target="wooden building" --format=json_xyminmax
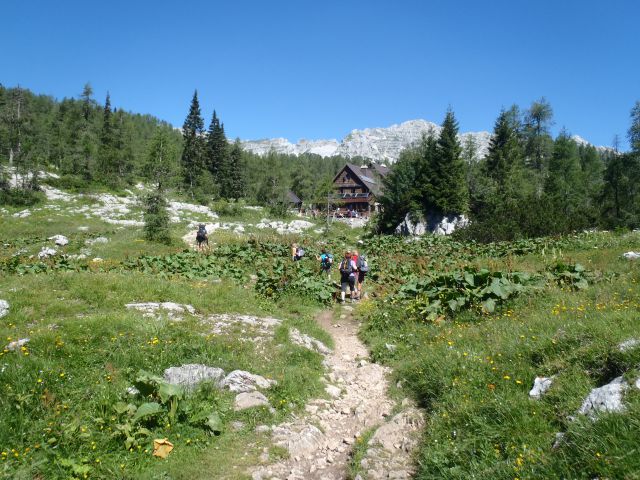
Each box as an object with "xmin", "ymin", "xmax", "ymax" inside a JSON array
[{"xmin": 331, "ymin": 163, "xmax": 389, "ymax": 216}]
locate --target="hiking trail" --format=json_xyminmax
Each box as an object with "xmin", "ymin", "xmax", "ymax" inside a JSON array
[{"xmin": 248, "ymin": 306, "xmax": 424, "ymax": 480}]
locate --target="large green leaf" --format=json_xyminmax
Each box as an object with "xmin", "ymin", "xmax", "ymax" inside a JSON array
[{"xmin": 132, "ymin": 402, "xmax": 163, "ymax": 423}]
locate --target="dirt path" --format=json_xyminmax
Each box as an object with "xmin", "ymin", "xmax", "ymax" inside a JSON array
[{"xmin": 249, "ymin": 306, "xmax": 424, "ymax": 480}]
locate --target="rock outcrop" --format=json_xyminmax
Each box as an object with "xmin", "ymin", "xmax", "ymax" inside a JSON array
[{"xmin": 396, "ymin": 212, "xmax": 469, "ymax": 236}]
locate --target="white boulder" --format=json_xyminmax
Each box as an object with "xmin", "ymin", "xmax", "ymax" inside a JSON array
[
  {"xmin": 6, "ymin": 338, "xmax": 29, "ymax": 352},
  {"xmin": 395, "ymin": 212, "xmax": 469, "ymax": 236},
  {"xmin": 289, "ymin": 328, "xmax": 331, "ymax": 355},
  {"xmin": 234, "ymin": 391, "xmax": 270, "ymax": 411},
  {"xmin": 619, "ymin": 338, "xmax": 640, "ymax": 352},
  {"xmin": 578, "ymin": 376, "xmax": 628, "ymax": 418},
  {"xmin": 48, "ymin": 234, "xmax": 69, "ymax": 246},
  {"xmin": 529, "ymin": 376, "xmax": 554, "ymax": 399},
  {"xmin": 223, "ymin": 370, "xmax": 277, "ymax": 393},
  {"xmin": 0, "ymin": 300, "xmax": 8, "ymax": 318},
  {"xmin": 163, "ymin": 364, "xmax": 225, "ymax": 391},
  {"xmin": 622, "ymin": 251, "xmax": 640, "ymax": 259},
  {"xmin": 38, "ymin": 247, "xmax": 57, "ymax": 259}
]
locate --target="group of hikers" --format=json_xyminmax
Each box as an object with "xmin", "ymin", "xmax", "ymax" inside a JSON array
[
  {"xmin": 292, "ymin": 243, "xmax": 369, "ymax": 303},
  {"xmin": 196, "ymin": 224, "xmax": 369, "ymax": 303}
]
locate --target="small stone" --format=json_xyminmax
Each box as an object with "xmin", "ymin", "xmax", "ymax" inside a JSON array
[
  {"xmin": 126, "ymin": 386, "xmax": 140, "ymax": 395},
  {"xmin": 385, "ymin": 343, "xmax": 396, "ymax": 352},
  {"xmin": 529, "ymin": 376, "xmax": 554, "ymax": 399},
  {"xmin": 358, "ymin": 359, "xmax": 368, "ymax": 367},
  {"xmin": 618, "ymin": 338, "xmax": 640, "ymax": 352},
  {"xmin": 48, "ymin": 234, "xmax": 69, "ymax": 246},
  {"xmin": 343, "ymin": 437, "xmax": 354, "ymax": 445},
  {"xmin": 38, "ymin": 247, "xmax": 57, "ymax": 259},
  {"xmin": 255, "ymin": 425, "xmax": 271, "ymax": 433},
  {"xmin": 552, "ymin": 432, "xmax": 565, "ymax": 449},
  {"xmin": 305, "ymin": 405, "xmax": 319, "ymax": 414},
  {"xmin": 231, "ymin": 421, "xmax": 245, "ymax": 431},
  {"xmin": 0, "ymin": 300, "xmax": 9, "ymax": 318},
  {"xmin": 6, "ymin": 338, "xmax": 29, "ymax": 352},
  {"xmin": 234, "ymin": 391, "xmax": 270, "ymax": 411},
  {"xmin": 325, "ymin": 385, "xmax": 341, "ymax": 398}
]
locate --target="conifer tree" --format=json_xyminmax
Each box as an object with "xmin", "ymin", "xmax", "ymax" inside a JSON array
[
  {"xmin": 225, "ymin": 140, "xmax": 246, "ymax": 199},
  {"xmin": 629, "ymin": 100, "xmax": 640, "ymax": 153},
  {"xmin": 524, "ymin": 97, "xmax": 554, "ymax": 171},
  {"xmin": 97, "ymin": 93, "xmax": 118, "ymax": 183},
  {"xmin": 206, "ymin": 110, "xmax": 228, "ymax": 182},
  {"xmin": 431, "ymin": 109, "xmax": 468, "ymax": 215},
  {"xmin": 181, "ymin": 91, "xmax": 206, "ymax": 195},
  {"xmin": 485, "ymin": 108, "xmax": 523, "ymax": 186},
  {"xmin": 544, "ymin": 131, "xmax": 586, "ymax": 230}
]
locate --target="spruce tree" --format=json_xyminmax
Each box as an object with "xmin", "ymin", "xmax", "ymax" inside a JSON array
[
  {"xmin": 226, "ymin": 140, "xmax": 246, "ymax": 200},
  {"xmin": 524, "ymin": 97, "xmax": 554, "ymax": 171},
  {"xmin": 544, "ymin": 132, "xmax": 586, "ymax": 230},
  {"xmin": 432, "ymin": 109, "xmax": 468, "ymax": 215},
  {"xmin": 486, "ymin": 108, "xmax": 523, "ymax": 186},
  {"xmin": 181, "ymin": 90, "xmax": 205, "ymax": 195},
  {"xmin": 206, "ymin": 110, "xmax": 228, "ymax": 183},
  {"xmin": 97, "ymin": 93, "xmax": 117, "ymax": 183},
  {"xmin": 629, "ymin": 100, "xmax": 640, "ymax": 153}
]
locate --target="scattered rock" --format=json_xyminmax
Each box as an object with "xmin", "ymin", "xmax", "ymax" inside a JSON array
[
  {"xmin": 618, "ymin": 338, "xmax": 640, "ymax": 352},
  {"xmin": 552, "ymin": 432, "xmax": 566, "ymax": 449},
  {"xmin": 125, "ymin": 302, "xmax": 196, "ymax": 320},
  {"xmin": 48, "ymin": 234, "xmax": 69, "ymax": 246},
  {"xmin": 578, "ymin": 376, "xmax": 628, "ymax": 417},
  {"xmin": 325, "ymin": 385, "xmax": 342, "ymax": 398},
  {"xmin": 6, "ymin": 338, "xmax": 29, "ymax": 352},
  {"xmin": 85, "ymin": 236, "xmax": 109, "ymax": 245},
  {"xmin": 0, "ymin": 300, "xmax": 9, "ymax": 319},
  {"xmin": 271, "ymin": 424, "xmax": 324, "ymax": 458},
  {"xmin": 163, "ymin": 364, "xmax": 225, "ymax": 391},
  {"xmin": 234, "ymin": 391, "xmax": 270, "ymax": 411},
  {"xmin": 396, "ymin": 212, "xmax": 469, "ymax": 236},
  {"xmin": 205, "ymin": 313, "xmax": 282, "ymax": 337},
  {"xmin": 255, "ymin": 425, "xmax": 271, "ymax": 433},
  {"xmin": 231, "ymin": 421, "xmax": 246, "ymax": 431},
  {"xmin": 223, "ymin": 370, "xmax": 277, "ymax": 393},
  {"xmin": 622, "ymin": 251, "xmax": 640, "ymax": 260},
  {"xmin": 38, "ymin": 247, "xmax": 57, "ymax": 259},
  {"xmin": 368, "ymin": 408, "xmax": 425, "ymax": 452},
  {"xmin": 289, "ymin": 328, "xmax": 331, "ymax": 355},
  {"xmin": 126, "ymin": 386, "xmax": 140, "ymax": 396},
  {"xmin": 12, "ymin": 209, "xmax": 31, "ymax": 218},
  {"xmin": 529, "ymin": 376, "xmax": 554, "ymax": 399}
]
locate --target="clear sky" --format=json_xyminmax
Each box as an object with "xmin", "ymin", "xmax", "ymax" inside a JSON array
[{"xmin": 2, "ymin": 0, "xmax": 639, "ymax": 148}]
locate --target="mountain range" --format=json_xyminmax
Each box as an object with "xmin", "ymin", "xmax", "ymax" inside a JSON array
[{"xmin": 240, "ymin": 119, "xmax": 606, "ymax": 163}]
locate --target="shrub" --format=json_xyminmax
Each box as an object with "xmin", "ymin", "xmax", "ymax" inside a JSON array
[{"xmin": 143, "ymin": 191, "xmax": 171, "ymax": 244}]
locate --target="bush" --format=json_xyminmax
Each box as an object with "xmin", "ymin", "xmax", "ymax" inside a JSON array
[
  {"xmin": 0, "ymin": 187, "xmax": 44, "ymax": 206},
  {"xmin": 44, "ymin": 174, "xmax": 90, "ymax": 192},
  {"xmin": 212, "ymin": 199, "xmax": 242, "ymax": 217}
]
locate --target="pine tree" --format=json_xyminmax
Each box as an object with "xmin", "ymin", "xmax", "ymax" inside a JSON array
[
  {"xmin": 629, "ymin": 100, "xmax": 640, "ymax": 153},
  {"xmin": 485, "ymin": 108, "xmax": 523, "ymax": 186},
  {"xmin": 97, "ymin": 93, "xmax": 118, "ymax": 183},
  {"xmin": 225, "ymin": 140, "xmax": 246, "ymax": 200},
  {"xmin": 206, "ymin": 110, "xmax": 228, "ymax": 183},
  {"xmin": 431, "ymin": 109, "xmax": 468, "ymax": 215},
  {"xmin": 181, "ymin": 90, "xmax": 206, "ymax": 195},
  {"xmin": 524, "ymin": 97, "xmax": 554, "ymax": 171},
  {"xmin": 143, "ymin": 190, "xmax": 171, "ymax": 244},
  {"xmin": 544, "ymin": 131, "xmax": 586, "ymax": 230}
]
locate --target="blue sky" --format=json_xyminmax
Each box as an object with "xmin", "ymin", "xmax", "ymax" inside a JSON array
[{"xmin": 2, "ymin": 0, "xmax": 639, "ymax": 148}]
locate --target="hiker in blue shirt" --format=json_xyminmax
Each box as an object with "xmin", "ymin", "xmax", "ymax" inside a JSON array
[{"xmin": 318, "ymin": 248, "xmax": 333, "ymax": 277}]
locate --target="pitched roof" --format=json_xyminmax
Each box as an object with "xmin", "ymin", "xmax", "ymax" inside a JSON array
[
  {"xmin": 333, "ymin": 163, "xmax": 388, "ymax": 197},
  {"xmin": 287, "ymin": 190, "xmax": 301, "ymax": 204}
]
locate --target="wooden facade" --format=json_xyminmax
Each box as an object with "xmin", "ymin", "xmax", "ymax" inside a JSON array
[{"xmin": 331, "ymin": 163, "xmax": 388, "ymax": 216}]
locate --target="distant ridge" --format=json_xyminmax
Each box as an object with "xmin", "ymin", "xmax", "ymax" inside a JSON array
[{"xmin": 241, "ymin": 119, "xmax": 608, "ymax": 163}]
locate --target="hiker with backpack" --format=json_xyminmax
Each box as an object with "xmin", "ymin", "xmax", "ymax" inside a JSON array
[
  {"xmin": 196, "ymin": 224, "xmax": 208, "ymax": 251},
  {"xmin": 356, "ymin": 252, "xmax": 369, "ymax": 299},
  {"xmin": 292, "ymin": 243, "xmax": 305, "ymax": 261},
  {"xmin": 318, "ymin": 247, "xmax": 333, "ymax": 277},
  {"xmin": 338, "ymin": 251, "xmax": 358, "ymax": 303}
]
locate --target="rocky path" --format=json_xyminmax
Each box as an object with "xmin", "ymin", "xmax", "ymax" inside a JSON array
[{"xmin": 249, "ymin": 306, "xmax": 424, "ymax": 480}]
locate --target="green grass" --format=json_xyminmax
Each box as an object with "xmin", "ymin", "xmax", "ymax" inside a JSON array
[
  {"xmin": 0, "ymin": 270, "xmax": 329, "ymax": 479},
  {"xmin": 359, "ymin": 236, "xmax": 640, "ymax": 479}
]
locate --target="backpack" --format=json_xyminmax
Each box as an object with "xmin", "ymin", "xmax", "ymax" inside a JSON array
[
  {"xmin": 320, "ymin": 253, "xmax": 333, "ymax": 268},
  {"xmin": 196, "ymin": 226, "xmax": 207, "ymax": 241},
  {"xmin": 297, "ymin": 247, "xmax": 305, "ymax": 257},
  {"xmin": 339, "ymin": 259, "xmax": 353, "ymax": 275},
  {"xmin": 358, "ymin": 256, "xmax": 369, "ymax": 273}
]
